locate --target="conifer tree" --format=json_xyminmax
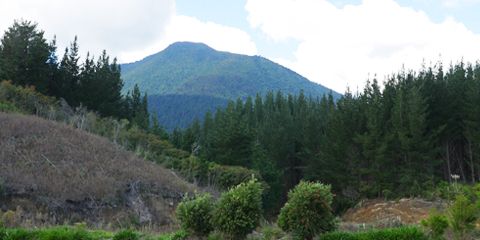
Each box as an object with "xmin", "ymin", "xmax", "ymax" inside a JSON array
[{"xmin": 0, "ymin": 20, "xmax": 53, "ymax": 93}]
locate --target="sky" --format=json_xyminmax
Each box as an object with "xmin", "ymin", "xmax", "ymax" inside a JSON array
[{"xmin": 1, "ymin": 0, "xmax": 480, "ymax": 93}]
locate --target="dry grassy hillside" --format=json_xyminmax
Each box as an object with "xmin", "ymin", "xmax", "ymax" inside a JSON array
[{"xmin": 0, "ymin": 112, "xmax": 194, "ymax": 229}]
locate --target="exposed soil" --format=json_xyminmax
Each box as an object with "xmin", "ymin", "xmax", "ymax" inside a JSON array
[{"xmin": 341, "ymin": 198, "xmax": 447, "ymax": 230}]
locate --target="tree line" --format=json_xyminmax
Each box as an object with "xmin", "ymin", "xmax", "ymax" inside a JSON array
[
  {"xmin": 174, "ymin": 61, "xmax": 480, "ymax": 211},
  {"xmin": 0, "ymin": 20, "xmax": 152, "ymax": 129}
]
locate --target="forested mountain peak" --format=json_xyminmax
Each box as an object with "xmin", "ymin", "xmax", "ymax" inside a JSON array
[
  {"xmin": 121, "ymin": 41, "xmax": 338, "ymax": 98},
  {"xmin": 120, "ymin": 41, "xmax": 339, "ymax": 129},
  {"xmin": 162, "ymin": 41, "xmax": 215, "ymax": 54}
]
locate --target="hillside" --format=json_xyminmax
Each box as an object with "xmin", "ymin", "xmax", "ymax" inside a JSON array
[
  {"xmin": 0, "ymin": 112, "xmax": 194, "ymax": 229},
  {"xmin": 121, "ymin": 42, "xmax": 339, "ymax": 129}
]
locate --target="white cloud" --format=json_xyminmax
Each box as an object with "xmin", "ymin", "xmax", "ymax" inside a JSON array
[
  {"xmin": 0, "ymin": 0, "xmax": 257, "ymax": 63},
  {"xmin": 0, "ymin": 0, "xmax": 175, "ymax": 63},
  {"xmin": 442, "ymin": 0, "xmax": 480, "ymax": 8},
  {"xmin": 120, "ymin": 15, "xmax": 258, "ymax": 62},
  {"xmin": 246, "ymin": 0, "xmax": 480, "ymax": 93}
]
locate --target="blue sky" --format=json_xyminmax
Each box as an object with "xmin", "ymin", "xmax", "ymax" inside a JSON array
[{"xmin": 1, "ymin": 0, "xmax": 480, "ymax": 92}]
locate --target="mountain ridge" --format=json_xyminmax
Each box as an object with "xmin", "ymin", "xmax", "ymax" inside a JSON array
[{"xmin": 121, "ymin": 41, "xmax": 339, "ymax": 129}]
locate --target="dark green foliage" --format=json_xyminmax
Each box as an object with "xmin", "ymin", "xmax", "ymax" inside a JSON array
[
  {"xmin": 163, "ymin": 154, "xmax": 263, "ymax": 191},
  {"xmin": 54, "ymin": 40, "xmax": 126, "ymax": 118},
  {"xmin": 0, "ymin": 101, "xmax": 19, "ymax": 113},
  {"xmin": 0, "ymin": 20, "xmax": 149, "ymax": 123},
  {"xmin": 0, "ymin": 20, "xmax": 54, "ymax": 94},
  {"xmin": 319, "ymin": 227, "xmax": 428, "ymax": 240},
  {"xmin": 178, "ymin": 60, "xmax": 480, "ymax": 214},
  {"xmin": 277, "ymin": 181, "xmax": 336, "ymax": 240},
  {"xmin": 113, "ymin": 229, "xmax": 140, "ymax": 240},
  {"xmin": 207, "ymin": 163, "xmax": 262, "ymax": 190},
  {"xmin": 125, "ymin": 84, "xmax": 149, "ymax": 129},
  {"xmin": 148, "ymin": 94, "xmax": 228, "ymax": 130},
  {"xmin": 213, "ymin": 179, "xmax": 263, "ymax": 240},
  {"xmin": 421, "ymin": 210, "xmax": 449, "ymax": 240},
  {"xmin": 176, "ymin": 193, "xmax": 215, "ymax": 237}
]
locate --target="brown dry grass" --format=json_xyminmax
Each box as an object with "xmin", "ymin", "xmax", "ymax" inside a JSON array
[
  {"xmin": 0, "ymin": 112, "xmax": 192, "ymax": 201},
  {"xmin": 0, "ymin": 112, "xmax": 195, "ymax": 228},
  {"xmin": 341, "ymin": 198, "xmax": 446, "ymax": 230}
]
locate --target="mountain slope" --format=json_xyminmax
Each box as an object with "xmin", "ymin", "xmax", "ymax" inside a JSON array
[
  {"xmin": 0, "ymin": 112, "xmax": 193, "ymax": 228},
  {"xmin": 121, "ymin": 42, "xmax": 339, "ymax": 129}
]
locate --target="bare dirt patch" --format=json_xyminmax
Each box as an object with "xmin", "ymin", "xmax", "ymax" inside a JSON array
[{"xmin": 340, "ymin": 198, "xmax": 446, "ymax": 230}]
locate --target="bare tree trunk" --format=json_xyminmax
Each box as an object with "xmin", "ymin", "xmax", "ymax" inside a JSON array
[
  {"xmin": 469, "ymin": 140, "xmax": 475, "ymax": 183},
  {"xmin": 454, "ymin": 144, "xmax": 466, "ymax": 182},
  {"xmin": 446, "ymin": 141, "xmax": 452, "ymax": 183}
]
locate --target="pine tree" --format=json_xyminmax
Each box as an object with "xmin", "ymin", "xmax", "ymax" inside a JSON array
[
  {"xmin": 0, "ymin": 20, "xmax": 53, "ymax": 93},
  {"xmin": 55, "ymin": 36, "xmax": 81, "ymax": 106},
  {"xmin": 93, "ymin": 51, "xmax": 124, "ymax": 117}
]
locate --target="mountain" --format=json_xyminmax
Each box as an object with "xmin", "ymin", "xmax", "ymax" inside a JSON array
[{"xmin": 121, "ymin": 42, "xmax": 339, "ymax": 129}]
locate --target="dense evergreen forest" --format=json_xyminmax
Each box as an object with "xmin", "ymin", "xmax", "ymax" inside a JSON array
[
  {"xmin": 174, "ymin": 62, "xmax": 480, "ymax": 211},
  {"xmin": 0, "ymin": 20, "xmax": 153, "ymax": 131}
]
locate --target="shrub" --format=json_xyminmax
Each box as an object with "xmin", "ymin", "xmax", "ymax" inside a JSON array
[
  {"xmin": 421, "ymin": 210, "xmax": 448, "ymax": 240},
  {"xmin": 206, "ymin": 232, "xmax": 223, "ymax": 240},
  {"xmin": 208, "ymin": 163, "xmax": 261, "ymax": 190},
  {"xmin": 277, "ymin": 181, "xmax": 336, "ymax": 240},
  {"xmin": 448, "ymin": 194, "xmax": 479, "ymax": 240},
  {"xmin": 213, "ymin": 179, "xmax": 263, "ymax": 240},
  {"xmin": 0, "ymin": 80, "xmax": 58, "ymax": 117},
  {"xmin": 3, "ymin": 228, "xmax": 34, "ymax": 240},
  {"xmin": 0, "ymin": 101, "xmax": 19, "ymax": 113},
  {"xmin": 319, "ymin": 227, "xmax": 428, "ymax": 240},
  {"xmin": 253, "ymin": 225, "xmax": 285, "ymax": 240},
  {"xmin": 157, "ymin": 230, "xmax": 189, "ymax": 240},
  {"xmin": 0, "ymin": 227, "xmax": 122, "ymax": 240},
  {"xmin": 0, "ymin": 227, "xmax": 5, "ymax": 239},
  {"xmin": 35, "ymin": 226, "xmax": 94, "ymax": 240},
  {"xmin": 176, "ymin": 193, "xmax": 215, "ymax": 237},
  {"xmin": 113, "ymin": 229, "xmax": 140, "ymax": 240}
]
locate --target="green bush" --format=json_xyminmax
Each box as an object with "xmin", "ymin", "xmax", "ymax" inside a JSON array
[
  {"xmin": 0, "ymin": 101, "xmax": 19, "ymax": 113},
  {"xmin": 35, "ymin": 226, "xmax": 94, "ymax": 240},
  {"xmin": 213, "ymin": 179, "xmax": 263, "ymax": 240},
  {"xmin": 206, "ymin": 232, "xmax": 223, "ymax": 240},
  {"xmin": 208, "ymin": 163, "xmax": 261, "ymax": 190},
  {"xmin": 0, "ymin": 80, "xmax": 58, "ymax": 117},
  {"xmin": 319, "ymin": 227, "xmax": 428, "ymax": 240},
  {"xmin": 448, "ymin": 194, "xmax": 479, "ymax": 240},
  {"xmin": 3, "ymin": 228, "xmax": 34, "ymax": 240},
  {"xmin": 421, "ymin": 210, "xmax": 448, "ymax": 240},
  {"xmin": 277, "ymin": 181, "xmax": 336, "ymax": 240},
  {"xmin": 113, "ymin": 229, "xmax": 140, "ymax": 240},
  {"xmin": 250, "ymin": 225, "xmax": 285, "ymax": 240},
  {"xmin": 176, "ymin": 193, "xmax": 215, "ymax": 237},
  {"xmin": 157, "ymin": 230, "xmax": 189, "ymax": 240}
]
